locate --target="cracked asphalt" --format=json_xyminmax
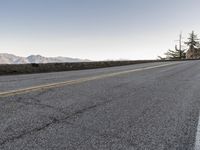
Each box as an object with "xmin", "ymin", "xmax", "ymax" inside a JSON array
[{"xmin": 1, "ymin": 61, "xmax": 200, "ymax": 150}]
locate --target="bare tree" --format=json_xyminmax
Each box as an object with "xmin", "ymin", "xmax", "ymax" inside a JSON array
[{"xmin": 162, "ymin": 33, "xmax": 186, "ymax": 60}]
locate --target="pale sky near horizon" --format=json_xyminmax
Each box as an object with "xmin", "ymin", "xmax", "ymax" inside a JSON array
[{"xmin": 0, "ymin": 0, "xmax": 200, "ymax": 60}]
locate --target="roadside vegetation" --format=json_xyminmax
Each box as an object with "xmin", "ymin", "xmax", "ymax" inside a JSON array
[{"xmin": 158, "ymin": 31, "xmax": 200, "ymax": 60}]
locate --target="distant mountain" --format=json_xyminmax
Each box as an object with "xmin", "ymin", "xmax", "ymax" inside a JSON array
[{"xmin": 0, "ymin": 53, "xmax": 90, "ymax": 64}]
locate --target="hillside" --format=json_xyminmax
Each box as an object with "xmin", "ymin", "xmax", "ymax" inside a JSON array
[{"xmin": 0, "ymin": 53, "xmax": 90, "ymax": 64}]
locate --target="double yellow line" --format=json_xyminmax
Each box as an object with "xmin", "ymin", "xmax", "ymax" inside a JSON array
[{"xmin": 0, "ymin": 63, "xmax": 179, "ymax": 97}]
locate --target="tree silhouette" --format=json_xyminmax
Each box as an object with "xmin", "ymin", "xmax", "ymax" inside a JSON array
[
  {"xmin": 164, "ymin": 44, "xmax": 186, "ymax": 60},
  {"xmin": 185, "ymin": 31, "xmax": 200, "ymax": 49},
  {"xmin": 162, "ymin": 33, "xmax": 186, "ymax": 60}
]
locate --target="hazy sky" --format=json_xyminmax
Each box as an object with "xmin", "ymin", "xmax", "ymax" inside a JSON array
[{"xmin": 0, "ymin": 0, "xmax": 200, "ymax": 60}]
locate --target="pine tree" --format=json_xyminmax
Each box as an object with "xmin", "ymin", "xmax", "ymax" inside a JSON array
[
  {"xmin": 185, "ymin": 31, "xmax": 200, "ymax": 49},
  {"xmin": 164, "ymin": 47, "xmax": 186, "ymax": 60}
]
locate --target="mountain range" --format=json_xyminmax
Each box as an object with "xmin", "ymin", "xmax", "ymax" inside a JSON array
[{"xmin": 0, "ymin": 53, "xmax": 90, "ymax": 64}]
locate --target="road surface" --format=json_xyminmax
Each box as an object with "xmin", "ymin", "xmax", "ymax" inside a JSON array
[{"xmin": 0, "ymin": 61, "xmax": 200, "ymax": 150}]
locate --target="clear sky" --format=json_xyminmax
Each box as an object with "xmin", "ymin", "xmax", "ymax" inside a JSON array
[{"xmin": 0, "ymin": 0, "xmax": 200, "ymax": 60}]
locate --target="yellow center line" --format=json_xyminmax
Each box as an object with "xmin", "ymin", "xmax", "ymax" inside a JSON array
[{"xmin": 0, "ymin": 62, "xmax": 180, "ymax": 97}]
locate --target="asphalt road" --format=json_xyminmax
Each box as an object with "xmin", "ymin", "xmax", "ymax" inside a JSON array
[{"xmin": 0, "ymin": 61, "xmax": 200, "ymax": 150}]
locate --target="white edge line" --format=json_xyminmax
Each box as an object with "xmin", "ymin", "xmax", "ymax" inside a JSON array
[{"xmin": 194, "ymin": 113, "xmax": 200, "ymax": 150}]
